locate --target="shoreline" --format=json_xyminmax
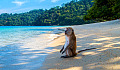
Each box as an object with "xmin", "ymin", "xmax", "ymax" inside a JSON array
[
  {"xmin": 40, "ymin": 20, "xmax": 120, "ymax": 70},
  {"xmin": 1, "ymin": 19, "xmax": 120, "ymax": 70},
  {"xmin": 19, "ymin": 27, "xmax": 66, "ymax": 69},
  {"xmin": 0, "ymin": 26, "xmax": 66, "ymax": 70}
]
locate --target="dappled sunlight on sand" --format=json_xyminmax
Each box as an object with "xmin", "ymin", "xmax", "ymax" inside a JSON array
[
  {"xmin": 104, "ymin": 42, "xmax": 120, "ymax": 47},
  {"xmin": 49, "ymin": 67, "xmax": 83, "ymax": 70},
  {"xmin": 94, "ymin": 37, "xmax": 120, "ymax": 41},
  {"xmin": 108, "ymin": 57, "xmax": 120, "ymax": 63},
  {"xmin": 40, "ymin": 20, "xmax": 120, "ymax": 70},
  {"xmin": 77, "ymin": 46, "xmax": 82, "ymax": 47},
  {"xmin": 87, "ymin": 63, "xmax": 103, "ymax": 69},
  {"xmin": 74, "ymin": 56, "xmax": 82, "ymax": 59},
  {"xmin": 48, "ymin": 34, "xmax": 65, "ymax": 47},
  {"xmin": 97, "ymin": 47, "xmax": 110, "ymax": 52},
  {"xmin": 88, "ymin": 63, "xmax": 120, "ymax": 70},
  {"xmin": 47, "ymin": 49, "xmax": 60, "ymax": 54},
  {"xmin": 89, "ymin": 43, "xmax": 103, "ymax": 45},
  {"xmin": 105, "ymin": 65, "xmax": 120, "ymax": 70},
  {"xmin": 82, "ymin": 51, "xmax": 98, "ymax": 55}
]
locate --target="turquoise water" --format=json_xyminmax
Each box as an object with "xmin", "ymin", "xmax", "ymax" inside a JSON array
[
  {"xmin": 0, "ymin": 26, "xmax": 65, "ymax": 70},
  {"xmin": 0, "ymin": 26, "xmax": 63, "ymax": 47}
]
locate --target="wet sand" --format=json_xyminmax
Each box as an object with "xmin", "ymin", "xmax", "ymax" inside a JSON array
[
  {"xmin": 0, "ymin": 27, "xmax": 64, "ymax": 70},
  {"xmin": 40, "ymin": 20, "xmax": 120, "ymax": 70}
]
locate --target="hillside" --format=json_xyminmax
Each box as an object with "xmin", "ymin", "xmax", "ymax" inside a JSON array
[
  {"xmin": 0, "ymin": 0, "xmax": 94, "ymax": 26},
  {"xmin": 0, "ymin": 9, "xmax": 44, "ymax": 26},
  {"xmin": 34, "ymin": 0, "xmax": 94, "ymax": 26}
]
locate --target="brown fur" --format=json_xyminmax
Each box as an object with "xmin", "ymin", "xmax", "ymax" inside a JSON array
[
  {"xmin": 60, "ymin": 27, "xmax": 96, "ymax": 58},
  {"xmin": 60, "ymin": 27, "xmax": 77, "ymax": 58}
]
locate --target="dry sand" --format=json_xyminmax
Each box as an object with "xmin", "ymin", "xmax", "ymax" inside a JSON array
[{"xmin": 40, "ymin": 20, "xmax": 120, "ymax": 70}]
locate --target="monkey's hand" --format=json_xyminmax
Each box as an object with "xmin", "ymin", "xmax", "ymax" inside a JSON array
[
  {"xmin": 62, "ymin": 50, "xmax": 65, "ymax": 54},
  {"xmin": 60, "ymin": 45, "xmax": 64, "ymax": 53},
  {"xmin": 60, "ymin": 49, "xmax": 62, "ymax": 53}
]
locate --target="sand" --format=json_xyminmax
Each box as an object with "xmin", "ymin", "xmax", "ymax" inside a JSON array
[
  {"xmin": 0, "ymin": 26, "xmax": 67, "ymax": 70},
  {"xmin": 40, "ymin": 20, "xmax": 120, "ymax": 70}
]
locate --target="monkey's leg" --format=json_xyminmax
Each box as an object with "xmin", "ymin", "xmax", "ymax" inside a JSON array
[
  {"xmin": 61, "ymin": 50, "xmax": 68, "ymax": 58},
  {"xmin": 62, "ymin": 45, "xmax": 70, "ymax": 54},
  {"xmin": 69, "ymin": 48, "xmax": 77, "ymax": 56},
  {"xmin": 61, "ymin": 49, "xmax": 73, "ymax": 58}
]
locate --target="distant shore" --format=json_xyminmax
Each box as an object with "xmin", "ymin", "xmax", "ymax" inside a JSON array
[{"xmin": 40, "ymin": 20, "xmax": 120, "ymax": 70}]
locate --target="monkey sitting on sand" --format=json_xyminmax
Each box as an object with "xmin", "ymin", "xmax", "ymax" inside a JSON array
[{"xmin": 60, "ymin": 27, "xmax": 96, "ymax": 58}]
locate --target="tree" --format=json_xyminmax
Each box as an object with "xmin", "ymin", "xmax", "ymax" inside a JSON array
[
  {"xmin": 0, "ymin": 0, "xmax": 94, "ymax": 26},
  {"xmin": 84, "ymin": 0, "xmax": 120, "ymax": 21},
  {"xmin": 34, "ymin": 0, "xmax": 94, "ymax": 26},
  {"xmin": 0, "ymin": 9, "xmax": 44, "ymax": 26}
]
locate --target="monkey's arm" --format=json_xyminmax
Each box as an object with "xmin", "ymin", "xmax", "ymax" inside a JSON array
[
  {"xmin": 62, "ymin": 43, "xmax": 72, "ymax": 54},
  {"xmin": 60, "ymin": 45, "xmax": 64, "ymax": 53}
]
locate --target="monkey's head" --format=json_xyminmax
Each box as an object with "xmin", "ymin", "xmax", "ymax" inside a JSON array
[{"xmin": 65, "ymin": 27, "xmax": 74, "ymax": 36}]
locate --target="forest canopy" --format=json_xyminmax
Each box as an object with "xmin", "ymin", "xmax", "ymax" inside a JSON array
[
  {"xmin": 0, "ymin": 0, "xmax": 94, "ymax": 26},
  {"xmin": 84, "ymin": 0, "xmax": 120, "ymax": 21},
  {"xmin": 0, "ymin": 9, "xmax": 44, "ymax": 26},
  {"xmin": 34, "ymin": 0, "xmax": 94, "ymax": 26}
]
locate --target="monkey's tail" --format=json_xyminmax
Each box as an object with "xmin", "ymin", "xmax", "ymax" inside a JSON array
[{"xmin": 77, "ymin": 48, "xmax": 96, "ymax": 53}]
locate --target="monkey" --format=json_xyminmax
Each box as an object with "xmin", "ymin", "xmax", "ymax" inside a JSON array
[
  {"xmin": 60, "ymin": 27, "xmax": 77, "ymax": 58},
  {"xmin": 60, "ymin": 27, "xmax": 96, "ymax": 58}
]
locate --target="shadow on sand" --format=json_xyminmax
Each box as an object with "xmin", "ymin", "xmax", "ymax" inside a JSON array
[
  {"xmin": 40, "ymin": 20, "xmax": 120, "ymax": 70},
  {"xmin": 0, "ymin": 43, "xmax": 50, "ymax": 70}
]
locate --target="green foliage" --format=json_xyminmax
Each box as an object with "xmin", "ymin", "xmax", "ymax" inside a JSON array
[
  {"xmin": 0, "ymin": 0, "xmax": 94, "ymax": 26},
  {"xmin": 0, "ymin": 9, "xmax": 44, "ymax": 26},
  {"xmin": 84, "ymin": 0, "xmax": 120, "ymax": 21},
  {"xmin": 34, "ymin": 0, "xmax": 94, "ymax": 26}
]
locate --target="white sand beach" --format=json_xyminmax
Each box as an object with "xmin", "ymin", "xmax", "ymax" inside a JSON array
[
  {"xmin": 40, "ymin": 19, "xmax": 120, "ymax": 70},
  {"xmin": 1, "ymin": 20, "xmax": 120, "ymax": 70}
]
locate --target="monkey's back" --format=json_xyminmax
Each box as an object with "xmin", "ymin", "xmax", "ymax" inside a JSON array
[{"xmin": 70, "ymin": 34, "xmax": 77, "ymax": 56}]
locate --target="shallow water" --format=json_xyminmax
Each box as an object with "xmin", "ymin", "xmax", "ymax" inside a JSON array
[
  {"xmin": 0, "ymin": 26, "xmax": 66, "ymax": 70},
  {"xmin": 0, "ymin": 26, "xmax": 61, "ymax": 47}
]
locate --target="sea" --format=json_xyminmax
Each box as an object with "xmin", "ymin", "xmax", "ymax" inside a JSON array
[{"xmin": 0, "ymin": 26, "xmax": 66, "ymax": 70}]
